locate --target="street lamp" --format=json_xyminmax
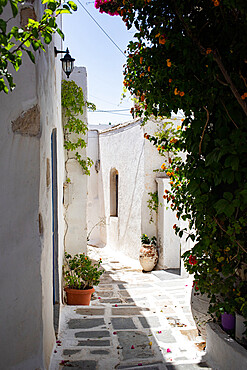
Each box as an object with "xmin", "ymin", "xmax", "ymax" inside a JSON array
[{"xmin": 54, "ymin": 47, "xmax": 75, "ymax": 78}]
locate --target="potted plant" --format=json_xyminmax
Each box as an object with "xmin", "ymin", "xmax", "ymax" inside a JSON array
[
  {"xmin": 139, "ymin": 234, "xmax": 158, "ymax": 272},
  {"xmin": 63, "ymin": 252, "xmax": 104, "ymax": 305}
]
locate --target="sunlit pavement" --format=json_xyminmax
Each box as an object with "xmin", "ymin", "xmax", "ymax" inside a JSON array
[{"xmin": 50, "ymin": 246, "xmax": 212, "ymax": 370}]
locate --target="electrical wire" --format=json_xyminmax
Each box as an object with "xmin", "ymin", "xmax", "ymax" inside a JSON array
[
  {"xmin": 77, "ymin": 0, "xmax": 126, "ymax": 58},
  {"xmin": 89, "ymin": 111, "xmax": 131, "ymax": 116},
  {"xmin": 94, "ymin": 109, "xmax": 130, "ymax": 112},
  {"xmin": 89, "ymin": 93, "xmax": 131, "ymax": 107}
]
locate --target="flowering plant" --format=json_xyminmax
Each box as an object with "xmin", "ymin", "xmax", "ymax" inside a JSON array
[
  {"xmin": 94, "ymin": 0, "xmax": 119, "ymax": 16},
  {"xmin": 141, "ymin": 234, "xmax": 157, "ymax": 246},
  {"xmin": 63, "ymin": 252, "xmax": 104, "ymax": 290},
  {"xmin": 97, "ymin": 0, "xmax": 247, "ymax": 321}
]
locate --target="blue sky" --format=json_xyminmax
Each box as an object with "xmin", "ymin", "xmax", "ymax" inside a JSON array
[{"xmin": 62, "ymin": 1, "xmax": 135, "ymax": 125}]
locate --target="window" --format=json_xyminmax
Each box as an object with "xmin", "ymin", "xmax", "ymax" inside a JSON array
[{"xmin": 110, "ymin": 168, "xmax": 118, "ymax": 217}]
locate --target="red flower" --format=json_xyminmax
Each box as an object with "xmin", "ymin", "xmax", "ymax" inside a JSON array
[{"xmin": 189, "ymin": 254, "xmax": 197, "ymax": 265}]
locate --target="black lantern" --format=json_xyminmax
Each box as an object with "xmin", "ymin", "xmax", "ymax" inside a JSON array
[{"xmin": 54, "ymin": 47, "xmax": 75, "ymax": 78}]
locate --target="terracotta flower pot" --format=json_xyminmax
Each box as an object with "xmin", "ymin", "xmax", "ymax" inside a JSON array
[
  {"xmin": 65, "ymin": 287, "xmax": 95, "ymax": 305},
  {"xmin": 139, "ymin": 244, "xmax": 158, "ymax": 272}
]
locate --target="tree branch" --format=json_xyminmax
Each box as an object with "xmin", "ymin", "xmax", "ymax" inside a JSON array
[
  {"xmin": 213, "ymin": 217, "xmax": 247, "ymax": 254},
  {"xmin": 212, "ymin": 50, "xmax": 247, "ymax": 117},
  {"xmin": 220, "ymin": 99, "xmax": 239, "ymax": 129},
  {"xmin": 199, "ymin": 107, "xmax": 210, "ymax": 155},
  {"xmin": 171, "ymin": 0, "xmax": 247, "ymax": 118}
]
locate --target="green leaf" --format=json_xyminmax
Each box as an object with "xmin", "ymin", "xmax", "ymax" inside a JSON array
[
  {"xmin": 223, "ymin": 192, "xmax": 233, "ymax": 202},
  {"xmin": 224, "ymin": 155, "xmax": 239, "ymax": 171},
  {"xmin": 47, "ymin": 0, "xmax": 56, "ymax": 12},
  {"xmin": 26, "ymin": 49, "xmax": 35, "ymax": 63},
  {"xmin": 24, "ymin": 39, "xmax": 31, "ymax": 47},
  {"xmin": 43, "ymin": 32, "xmax": 52, "ymax": 44},
  {"xmin": 214, "ymin": 199, "xmax": 229, "ymax": 214},
  {"xmin": 239, "ymin": 189, "xmax": 247, "ymax": 203},
  {"xmin": 67, "ymin": 1, "xmax": 77, "ymax": 11},
  {"xmin": 0, "ymin": 19, "xmax": 6, "ymax": 33},
  {"xmin": 10, "ymin": 0, "xmax": 18, "ymax": 18},
  {"xmin": 56, "ymin": 27, "xmax": 64, "ymax": 40},
  {"xmin": 31, "ymin": 40, "xmax": 41, "ymax": 51},
  {"xmin": 56, "ymin": 8, "xmax": 71, "ymax": 15}
]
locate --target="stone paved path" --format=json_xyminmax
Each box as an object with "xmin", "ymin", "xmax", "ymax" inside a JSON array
[{"xmin": 50, "ymin": 247, "xmax": 212, "ymax": 370}]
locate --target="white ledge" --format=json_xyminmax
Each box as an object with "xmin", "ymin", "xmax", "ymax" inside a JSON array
[{"xmin": 205, "ymin": 322, "xmax": 247, "ymax": 370}]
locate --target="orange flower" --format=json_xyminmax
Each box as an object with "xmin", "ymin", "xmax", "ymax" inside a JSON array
[
  {"xmin": 155, "ymin": 33, "xmax": 160, "ymax": 38},
  {"xmin": 174, "ymin": 88, "xmax": 179, "ymax": 95},
  {"xmin": 166, "ymin": 59, "xmax": 171, "ymax": 67},
  {"xmin": 206, "ymin": 48, "xmax": 212, "ymax": 54},
  {"xmin": 159, "ymin": 35, "xmax": 166, "ymax": 45},
  {"xmin": 180, "ymin": 91, "xmax": 185, "ymax": 97},
  {"xmin": 148, "ymin": 66, "xmax": 151, "ymax": 72},
  {"xmin": 140, "ymin": 57, "xmax": 143, "ymax": 64},
  {"xmin": 169, "ymin": 79, "xmax": 172, "ymax": 83},
  {"xmin": 140, "ymin": 72, "xmax": 145, "ymax": 77},
  {"xmin": 170, "ymin": 138, "xmax": 178, "ymax": 144},
  {"xmin": 213, "ymin": 0, "xmax": 220, "ymax": 6},
  {"xmin": 161, "ymin": 163, "xmax": 166, "ymax": 170},
  {"xmin": 177, "ymin": 125, "xmax": 181, "ymax": 130}
]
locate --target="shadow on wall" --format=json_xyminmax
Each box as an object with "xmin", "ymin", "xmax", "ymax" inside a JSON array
[{"xmin": 122, "ymin": 141, "xmax": 145, "ymax": 242}]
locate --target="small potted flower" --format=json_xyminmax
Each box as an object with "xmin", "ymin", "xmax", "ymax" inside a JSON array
[
  {"xmin": 139, "ymin": 234, "xmax": 159, "ymax": 272},
  {"xmin": 63, "ymin": 252, "xmax": 104, "ymax": 305}
]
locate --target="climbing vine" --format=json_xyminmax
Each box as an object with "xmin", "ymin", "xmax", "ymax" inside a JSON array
[
  {"xmin": 61, "ymin": 79, "xmax": 95, "ymax": 175},
  {"xmin": 147, "ymin": 191, "xmax": 159, "ymax": 224}
]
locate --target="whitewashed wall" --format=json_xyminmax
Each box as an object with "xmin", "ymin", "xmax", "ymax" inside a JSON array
[
  {"xmin": 98, "ymin": 120, "xmax": 145, "ymax": 259},
  {"xmin": 87, "ymin": 117, "xmax": 190, "ymax": 271},
  {"xmin": 0, "ymin": 1, "xmax": 64, "ymax": 368},
  {"xmin": 87, "ymin": 129, "xmax": 107, "ymax": 248},
  {"xmin": 63, "ymin": 67, "xmax": 88, "ymax": 256}
]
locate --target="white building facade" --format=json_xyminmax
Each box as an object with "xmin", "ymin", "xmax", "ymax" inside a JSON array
[
  {"xmin": 0, "ymin": 3, "xmax": 88, "ymax": 368},
  {"xmin": 87, "ymin": 118, "xmax": 190, "ymax": 271}
]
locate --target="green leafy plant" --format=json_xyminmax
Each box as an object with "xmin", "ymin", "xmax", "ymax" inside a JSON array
[
  {"xmin": 0, "ymin": 0, "xmax": 77, "ymax": 93},
  {"xmin": 96, "ymin": 0, "xmax": 247, "ymax": 320},
  {"xmin": 61, "ymin": 79, "xmax": 96, "ymax": 175},
  {"xmin": 141, "ymin": 234, "xmax": 157, "ymax": 246},
  {"xmin": 63, "ymin": 252, "xmax": 104, "ymax": 290}
]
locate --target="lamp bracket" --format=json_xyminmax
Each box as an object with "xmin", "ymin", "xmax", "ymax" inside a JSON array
[{"xmin": 54, "ymin": 47, "xmax": 69, "ymax": 57}]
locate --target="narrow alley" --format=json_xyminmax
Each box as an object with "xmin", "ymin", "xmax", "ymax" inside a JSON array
[{"xmin": 50, "ymin": 247, "xmax": 211, "ymax": 370}]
